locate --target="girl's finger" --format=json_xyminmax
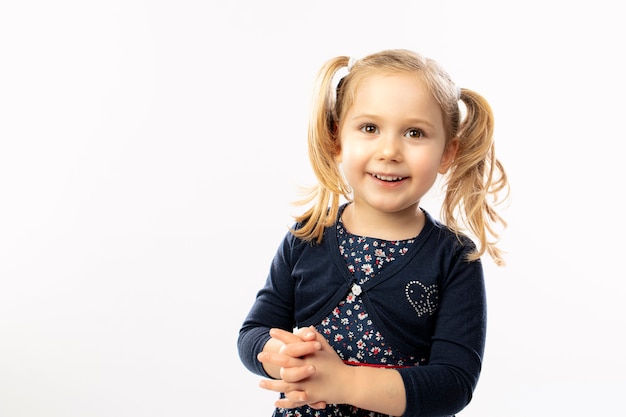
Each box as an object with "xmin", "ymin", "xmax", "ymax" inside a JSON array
[{"xmin": 280, "ymin": 364, "xmax": 315, "ymax": 383}]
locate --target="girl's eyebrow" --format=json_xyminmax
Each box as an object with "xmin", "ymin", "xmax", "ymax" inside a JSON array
[{"xmin": 350, "ymin": 113, "xmax": 436, "ymax": 130}]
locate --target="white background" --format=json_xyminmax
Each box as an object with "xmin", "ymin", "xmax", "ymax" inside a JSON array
[{"xmin": 1, "ymin": 1, "xmax": 624, "ymax": 416}]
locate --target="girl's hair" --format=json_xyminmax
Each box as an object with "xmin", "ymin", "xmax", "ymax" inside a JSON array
[{"xmin": 292, "ymin": 49, "xmax": 509, "ymax": 265}]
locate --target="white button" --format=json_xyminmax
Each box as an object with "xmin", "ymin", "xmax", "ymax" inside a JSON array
[{"xmin": 351, "ymin": 283, "xmax": 362, "ymax": 296}]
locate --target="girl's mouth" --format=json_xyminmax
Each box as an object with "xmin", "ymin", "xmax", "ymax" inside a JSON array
[{"xmin": 372, "ymin": 173, "xmax": 405, "ymax": 182}]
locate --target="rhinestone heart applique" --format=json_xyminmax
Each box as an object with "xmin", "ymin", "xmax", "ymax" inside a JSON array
[{"xmin": 405, "ymin": 280, "xmax": 438, "ymax": 317}]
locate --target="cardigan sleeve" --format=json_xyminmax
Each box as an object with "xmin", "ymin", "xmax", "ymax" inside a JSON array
[
  {"xmin": 398, "ymin": 241, "xmax": 487, "ymax": 417},
  {"xmin": 237, "ymin": 230, "xmax": 298, "ymax": 378}
]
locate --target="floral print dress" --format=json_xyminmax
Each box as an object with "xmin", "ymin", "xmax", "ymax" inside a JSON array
[{"xmin": 273, "ymin": 219, "xmax": 425, "ymax": 417}]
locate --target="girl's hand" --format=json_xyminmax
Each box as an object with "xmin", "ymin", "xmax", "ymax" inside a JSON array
[
  {"xmin": 258, "ymin": 327, "xmax": 351, "ymax": 409},
  {"xmin": 257, "ymin": 327, "xmax": 325, "ymax": 408}
]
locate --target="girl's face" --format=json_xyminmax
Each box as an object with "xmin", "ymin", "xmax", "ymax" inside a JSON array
[{"xmin": 336, "ymin": 73, "xmax": 457, "ymax": 217}]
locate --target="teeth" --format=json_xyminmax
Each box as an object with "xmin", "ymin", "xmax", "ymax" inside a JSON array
[{"xmin": 374, "ymin": 174, "xmax": 404, "ymax": 181}]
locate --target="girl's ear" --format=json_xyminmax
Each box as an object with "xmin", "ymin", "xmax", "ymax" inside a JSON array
[
  {"xmin": 438, "ymin": 138, "xmax": 459, "ymax": 174},
  {"xmin": 333, "ymin": 126, "xmax": 342, "ymax": 163},
  {"xmin": 334, "ymin": 145, "xmax": 343, "ymax": 163}
]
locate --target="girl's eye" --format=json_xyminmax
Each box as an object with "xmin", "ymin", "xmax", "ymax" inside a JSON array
[
  {"xmin": 406, "ymin": 129, "xmax": 425, "ymax": 139},
  {"xmin": 360, "ymin": 124, "xmax": 379, "ymax": 134}
]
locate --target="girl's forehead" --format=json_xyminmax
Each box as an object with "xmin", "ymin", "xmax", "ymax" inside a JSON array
[
  {"xmin": 344, "ymin": 72, "xmax": 444, "ymax": 127},
  {"xmin": 356, "ymin": 69, "xmax": 424, "ymax": 83},
  {"xmin": 351, "ymin": 73, "xmax": 432, "ymax": 105},
  {"xmin": 350, "ymin": 72, "xmax": 429, "ymax": 99}
]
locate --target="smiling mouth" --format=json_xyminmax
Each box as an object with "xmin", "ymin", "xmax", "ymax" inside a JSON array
[{"xmin": 372, "ymin": 173, "xmax": 405, "ymax": 182}]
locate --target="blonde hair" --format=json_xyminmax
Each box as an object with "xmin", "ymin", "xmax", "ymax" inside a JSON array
[{"xmin": 292, "ymin": 49, "xmax": 509, "ymax": 265}]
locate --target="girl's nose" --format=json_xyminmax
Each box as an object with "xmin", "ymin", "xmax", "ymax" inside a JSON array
[{"xmin": 377, "ymin": 134, "xmax": 402, "ymax": 162}]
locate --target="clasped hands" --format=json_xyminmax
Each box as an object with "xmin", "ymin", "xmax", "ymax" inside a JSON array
[{"xmin": 257, "ymin": 326, "xmax": 352, "ymax": 410}]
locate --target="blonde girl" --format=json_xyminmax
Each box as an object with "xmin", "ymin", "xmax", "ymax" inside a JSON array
[{"xmin": 238, "ymin": 49, "xmax": 509, "ymax": 417}]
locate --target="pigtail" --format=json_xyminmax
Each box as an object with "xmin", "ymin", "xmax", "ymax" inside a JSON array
[
  {"xmin": 291, "ymin": 56, "xmax": 352, "ymax": 243},
  {"xmin": 442, "ymin": 88, "xmax": 509, "ymax": 265}
]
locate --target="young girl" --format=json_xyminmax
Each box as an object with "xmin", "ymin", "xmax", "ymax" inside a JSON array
[{"xmin": 238, "ymin": 49, "xmax": 508, "ymax": 417}]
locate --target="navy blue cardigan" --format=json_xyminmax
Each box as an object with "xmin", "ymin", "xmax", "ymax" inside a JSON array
[{"xmin": 238, "ymin": 207, "xmax": 486, "ymax": 417}]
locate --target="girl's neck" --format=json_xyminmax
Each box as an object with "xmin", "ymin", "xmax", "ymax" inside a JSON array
[{"xmin": 341, "ymin": 202, "xmax": 425, "ymax": 241}]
